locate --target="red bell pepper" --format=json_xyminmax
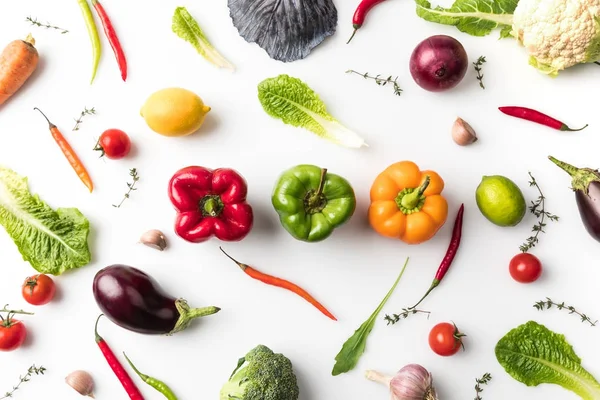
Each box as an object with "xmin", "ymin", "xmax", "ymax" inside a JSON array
[{"xmin": 168, "ymin": 166, "xmax": 254, "ymax": 242}]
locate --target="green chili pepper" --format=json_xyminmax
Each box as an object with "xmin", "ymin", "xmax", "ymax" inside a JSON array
[
  {"xmin": 123, "ymin": 352, "xmax": 178, "ymax": 400},
  {"xmin": 271, "ymin": 165, "xmax": 356, "ymax": 242},
  {"xmin": 77, "ymin": 0, "xmax": 101, "ymax": 83}
]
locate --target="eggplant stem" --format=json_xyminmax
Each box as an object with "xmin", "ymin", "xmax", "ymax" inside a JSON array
[
  {"xmin": 548, "ymin": 156, "xmax": 579, "ymax": 177},
  {"xmin": 169, "ymin": 299, "xmax": 221, "ymax": 335}
]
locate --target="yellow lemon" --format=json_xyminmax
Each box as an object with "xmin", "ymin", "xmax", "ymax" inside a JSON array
[{"xmin": 140, "ymin": 88, "xmax": 211, "ymax": 137}]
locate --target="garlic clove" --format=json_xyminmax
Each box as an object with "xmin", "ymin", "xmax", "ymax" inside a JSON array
[
  {"xmin": 452, "ymin": 117, "xmax": 478, "ymax": 146},
  {"xmin": 65, "ymin": 370, "xmax": 95, "ymax": 398},
  {"xmin": 140, "ymin": 229, "xmax": 167, "ymax": 251}
]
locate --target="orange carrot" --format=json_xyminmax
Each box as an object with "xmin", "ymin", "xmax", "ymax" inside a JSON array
[
  {"xmin": 0, "ymin": 34, "xmax": 39, "ymax": 105},
  {"xmin": 34, "ymin": 108, "xmax": 94, "ymax": 193}
]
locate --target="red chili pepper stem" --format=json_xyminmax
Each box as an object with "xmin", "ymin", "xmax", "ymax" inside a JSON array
[
  {"xmin": 94, "ymin": 313, "xmax": 104, "ymax": 343},
  {"xmin": 347, "ymin": 26, "xmax": 360, "ymax": 44},
  {"xmin": 560, "ymin": 123, "xmax": 588, "ymax": 132},
  {"xmin": 409, "ymin": 203, "xmax": 464, "ymax": 309}
]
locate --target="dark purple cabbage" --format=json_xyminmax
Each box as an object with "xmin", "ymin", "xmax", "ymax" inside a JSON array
[{"xmin": 228, "ymin": 0, "xmax": 337, "ymax": 62}]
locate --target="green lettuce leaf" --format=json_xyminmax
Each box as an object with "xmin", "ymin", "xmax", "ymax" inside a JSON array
[
  {"xmin": 0, "ymin": 166, "xmax": 91, "ymax": 275},
  {"xmin": 415, "ymin": 0, "xmax": 516, "ymax": 38},
  {"xmin": 257, "ymin": 74, "xmax": 367, "ymax": 148},
  {"xmin": 495, "ymin": 321, "xmax": 600, "ymax": 400},
  {"xmin": 172, "ymin": 6, "xmax": 234, "ymax": 71}
]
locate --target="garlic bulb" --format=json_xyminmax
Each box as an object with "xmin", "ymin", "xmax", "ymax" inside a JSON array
[
  {"xmin": 365, "ymin": 364, "xmax": 438, "ymax": 400},
  {"xmin": 451, "ymin": 117, "xmax": 477, "ymax": 146},
  {"xmin": 65, "ymin": 370, "xmax": 95, "ymax": 398}
]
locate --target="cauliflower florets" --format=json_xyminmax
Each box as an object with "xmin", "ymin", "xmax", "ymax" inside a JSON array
[{"xmin": 512, "ymin": 0, "xmax": 600, "ymax": 75}]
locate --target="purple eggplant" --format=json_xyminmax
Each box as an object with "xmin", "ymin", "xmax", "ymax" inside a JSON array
[
  {"xmin": 93, "ymin": 264, "xmax": 220, "ymax": 335},
  {"xmin": 549, "ymin": 156, "xmax": 600, "ymax": 243}
]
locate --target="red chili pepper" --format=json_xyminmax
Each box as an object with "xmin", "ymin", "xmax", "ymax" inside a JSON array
[
  {"xmin": 219, "ymin": 248, "xmax": 337, "ymax": 321},
  {"xmin": 498, "ymin": 106, "xmax": 588, "ymax": 132},
  {"xmin": 409, "ymin": 204, "xmax": 464, "ymax": 309},
  {"xmin": 168, "ymin": 166, "xmax": 254, "ymax": 243},
  {"xmin": 347, "ymin": 0, "xmax": 388, "ymax": 44},
  {"xmin": 94, "ymin": 315, "xmax": 145, "ymax": 400},
  {"xmin": 91, "ymin": 0, "xmax": 127, "ymax": 81}
]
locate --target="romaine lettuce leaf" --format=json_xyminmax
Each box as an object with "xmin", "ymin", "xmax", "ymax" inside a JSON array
[
  {"xmin": 495, "ymin": 321, "xmax": 600, "ymax": 400},
  {"xmin": 258, "ymin": 74, "xmax": 366, "ymax": 148},
  {"xmin": 0, "ymin": 166, "xmax": 91, "ymax": 275},
  {"xmin": 172, "ymin": 7, "xmax": 234, "ymax": 71},
  {"xmin": 415, "ymin": 0, "xmax": 516, "ymax": 38}
]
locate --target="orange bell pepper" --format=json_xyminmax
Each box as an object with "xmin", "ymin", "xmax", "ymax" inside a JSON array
[{"xmin": 369, "ymin": 161, "xmax": 448, "ymax": 244}]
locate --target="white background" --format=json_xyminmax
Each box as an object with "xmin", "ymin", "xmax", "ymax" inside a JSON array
[{"xmin": 1, "ymin": 1, "xmax": 599, "ymax": 399}]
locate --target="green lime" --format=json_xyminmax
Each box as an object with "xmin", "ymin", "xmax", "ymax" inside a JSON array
[{"xmin": 475, "ymin": 175, "xmax": 526, "ymax": 227}]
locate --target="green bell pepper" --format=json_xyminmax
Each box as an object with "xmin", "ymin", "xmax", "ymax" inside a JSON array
[{"xmin": 272, "ymin": 165, "xmax": 356, "ymax": 242}]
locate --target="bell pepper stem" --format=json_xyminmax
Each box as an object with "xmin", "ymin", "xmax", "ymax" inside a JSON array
[
  {"xmin": 316, "ymin": 168, "xmax": 327, "ymax": 197},
  {"xmin": 169, "ymin": 299, "xmax": 221, "ymax": 335},
  {"xmin": 400, "ymin": 176, "xmax": 430, "ymax": 210},
  {"xmin": 304, "ymin": 168, "xmax": 328, "ymax": 214},
  {"xmin": 200, "ymin": 195, "xmax": 224, "ymax": 217}
]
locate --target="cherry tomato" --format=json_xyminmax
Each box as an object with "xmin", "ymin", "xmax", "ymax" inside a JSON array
[
  {"xmin": 94, "ymin": 129, "xmax": 131, "ymax": 160},
  {"xmin": 509, "ymin": 253, "xmax": 542, "ymax": 283},
  {"xmin": 22, "ymin": 274, "xmax": 56, "ymax": 306},
  {"xmin": 0, "ymin": 319, "xmax": 27, "ymax": 352},
  {"xmin": 428, "ymin": 322, "xmax": 466, "ymax": 356}
]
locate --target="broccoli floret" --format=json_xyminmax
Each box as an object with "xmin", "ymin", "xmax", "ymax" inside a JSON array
[{"xmin": 220, "ymin": 344, "xmax": 299, "ymax": 400}]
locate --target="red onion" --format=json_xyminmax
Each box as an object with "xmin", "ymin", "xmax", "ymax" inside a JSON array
[{"xmin": 409, "ymin": 35, "xmax": 468, "ymax": 92}]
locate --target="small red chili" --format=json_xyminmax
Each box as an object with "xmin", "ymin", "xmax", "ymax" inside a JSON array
[
  {"xmin": 498, "ymin": 106, "xmax": 588, "ymax": 132},
  {"xmin": 92, "ymin": 0, "xmax": 127, "ymax": 81},
  {"xmin": 347, "ymin": 0, "xmax": 388, "ymax": 44},
  {"xmin": 409, "ymin": 203, "xmax": 464, "ymax": 309},
  {"xmin": 95, "ymin": 315, "xmax": 145, "ymax": 400}
]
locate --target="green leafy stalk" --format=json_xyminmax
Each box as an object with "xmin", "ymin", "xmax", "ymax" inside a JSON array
[
  {"xmin": 258, "ymin": 74, "xmax": 367, "ymax": 149},
  {"xmin": 520, "ymin": 172, "xmax": 559, "ymax": 252},
  {"xmin": 473, "ymin": 56, "xmax": 486, "ymax": 89},
  {"xmin": 72, "ymin": 106, "xmax": 96, "ymax": 131},
  {"xmin": 495, "ymin": 321, "xmax": 600, "ymax": 400},
  {"xmin": 113, "ymin": 168, "xmax": 139, "ymax": 208},
  {"xmin": 172, "ymin": 7, "xmax": 234, "ymax": 71},
  {"xmin": 384, "ymin": 308, "xmax": 430, "ymax": 325},
  {"xmin": 0, "ymin": 166, "xmax": 91, "ymax": 275},
  {"xmin": 1, "ymin": 365, "xmax": 46, "ymax": 399},
  {"xmin": 345, "ymin": 70, "xmax": 403, "ymax": 96},
  {"xmin": 332, "ymin": 258, "xmax": 410, "ymax": 376},
  {"xmin": 26, "ymin": 16, "xmax": 68, "ymax": 34},
  {"xmin": 534, "ymin": 298, "xmax": 597, "ymax": 327},
  {"xmin": 474, "ymin": 373, "xmax": 492, "ymax": 400}
]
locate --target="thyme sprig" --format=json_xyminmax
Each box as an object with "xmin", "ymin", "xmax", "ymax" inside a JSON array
[
  {"xmin": 473, "ymin": 56, "xmax": 486, "ymax": 89},
  {"xmin": 520, "ymin": 172, "xmax": 559, "ymax": 252},
  {"xmin": 26, "ymin": 16, "xmax": 68, "ymax": 34},
  {"xmin": 346, "ymin": 70, "xmax": 403, "ymax": 96},
  {"xmin": 1, "ymin": 365, "xmax": 46, "ymax": 400},
  {"xmin": 384, "ymin": 308, "xmax": 430, "ymax": 325},
  {"xmin": 534, "ymin": 297, "xmax": 597, "ymax": 326},
  {"xmin": 113, "ymin": 168, "xmax": 139, "ymax": 208},
  {"xmin": 72, "ymin": 107, "xmax": 96, "ymax": 131},
  {"xmin": 474, "ymin": 373, "xmax": 492, "ymax": 400}
]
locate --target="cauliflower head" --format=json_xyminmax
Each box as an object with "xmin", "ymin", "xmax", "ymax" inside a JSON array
[{"xmin": 512, "ymin": 0, "xmax": 600, "ymax": 75}]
